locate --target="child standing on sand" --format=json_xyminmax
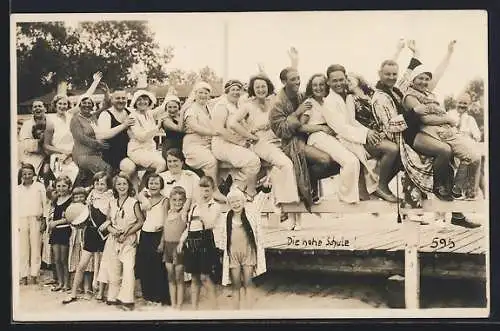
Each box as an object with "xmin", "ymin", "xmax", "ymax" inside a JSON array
[{"xmin": 158, "ymin": 186, "xmax": 188, "ymax": 309}]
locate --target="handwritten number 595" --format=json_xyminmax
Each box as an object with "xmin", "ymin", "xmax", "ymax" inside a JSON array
[{"xmin": 429, "ymin": 237, "xmax": 455, "ymax": 249}]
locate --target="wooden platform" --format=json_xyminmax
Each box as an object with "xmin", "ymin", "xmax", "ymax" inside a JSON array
[{"xmin": 260, "ymin": 213, "xmax": 487, "ymax": 280}]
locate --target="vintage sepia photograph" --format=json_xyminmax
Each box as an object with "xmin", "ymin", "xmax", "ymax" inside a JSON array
[{"xmin": 11, "ymin": 10, "xmax": 489, "ymax": 321}]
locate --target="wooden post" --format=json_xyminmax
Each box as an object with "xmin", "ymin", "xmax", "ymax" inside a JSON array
[{"xmin": 404, "ymin": 220, "xmax": 420, "ymax": 309}]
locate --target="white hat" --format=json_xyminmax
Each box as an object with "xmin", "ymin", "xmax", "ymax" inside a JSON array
[
  {"xmin": 77, "ymin": 94, "xmax": 94, "ymax": 107},
  {"xmin": 409, "ymin": 65, "xmax": 433, "ymax": 83},
  {"xmin": 192, "ymin": 81, "xmax": 212, "ymax": 94},
  {"xmin": 65, "ymin": 202, "xmax": 90, "ymax": 226},
  {"xmin": 164, "ymin": 95, "xmax": 181, "ymax": 104},
  {"xmin": 130, "ymin": 90, "xmax": 157, "ymax": 109}
]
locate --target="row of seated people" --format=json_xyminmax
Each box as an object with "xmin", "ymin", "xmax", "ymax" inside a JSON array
[{"xmin": 18, "ymin": 41, "xmax": 484, "ymax": 229}]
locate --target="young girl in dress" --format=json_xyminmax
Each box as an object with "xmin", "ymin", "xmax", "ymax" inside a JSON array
[
  {"xmin": 67, "ymin": 187, "xmax": 94, "ymax": 299},
  {"xmin": 86, "ymin": 172, "xmax": 114, "ymax": 301},
  {"xmin": 158, "ymin": 186, "xmax": 188, "ymax": 309},
  {"xmin": 177, "ymin": 176, "xmax": 221, "ymax": 310},
  {"xmin": 47, "ymin": 175, "xmax": 73, "ymax": 292},
  {"xmin": 220, "ymin": 188, "xmax": 267, "ymax": 309},
  {"xmin": 17, "ymin": 163, "xmax": 48, "ymax": 285},
  {"xmin": 135, "ymin": 174, "xmax": 170, "ymax": 306},
  {"xmin": 98, "ymin": 173, "xmax": 145, "ymax": 311},
  {"xmin": 62, "ymin": 173, "xmax": 111, "ymax": 304}
]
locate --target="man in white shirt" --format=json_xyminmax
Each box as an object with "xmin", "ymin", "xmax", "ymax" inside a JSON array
[
  {"xmin": 18, "ymin": 101, "xmax": 50, "ymax": 176},
  {"xmin": 447, "ymin": 93, "xmax": 481, "ymax": 142}
]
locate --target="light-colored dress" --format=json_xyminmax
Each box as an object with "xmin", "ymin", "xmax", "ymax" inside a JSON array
[{"xmin": 242, "ymin": 99, "xmax": 299, "ymax": 205}]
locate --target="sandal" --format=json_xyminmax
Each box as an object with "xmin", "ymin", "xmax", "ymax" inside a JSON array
[{"xmin": 62, "ymin": 297, "xmax": 78, "ymax": 305}]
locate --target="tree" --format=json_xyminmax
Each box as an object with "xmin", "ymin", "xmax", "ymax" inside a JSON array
[{"xmin": 16, "ymin": 21, "xmax": 174, "ymax": 103}]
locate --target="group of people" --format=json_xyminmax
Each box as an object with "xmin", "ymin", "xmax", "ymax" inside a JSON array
[{"xmin": 16, "ymin": 38, "xmax": 485, "ymax": 310}]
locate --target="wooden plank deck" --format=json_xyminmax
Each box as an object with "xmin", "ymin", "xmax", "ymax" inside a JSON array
[{"xmin": 261, "ymin": 213, "xmax": 487, "ymax": 280}]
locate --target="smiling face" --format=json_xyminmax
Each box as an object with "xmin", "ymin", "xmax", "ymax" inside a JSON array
[
  {"xmin": 166, "ymin": 101, "xmax": 180, "ymax": 118},
  {"xmin": 32, "ymin": 101, "xmax": 46, "ymax": 119},
  {"xmin": 147, "ymin": 176, "xmax": 162, "ymax": 195},
  {"xmin": 226, "ymin": 85, "xmax": 242, "ymax": 103},
  {"xmin": 327, "ymin": 70, "xmax": 347, "ymax": 95},
  {"xmin": 112, "ymin": 91, "xmax": 127, "ymax": 111},
  {"xmin": 413, "ymin": 73, "xmax": 431, "ymax": 91},
  {"xmin": 55, "ymin": 180, "xmax": 70, "ymax": 197},
  {"xmin": 79, "ymin": 98, "xmax": 94, "ymax": 116},
  {"xmin": 166, "ymin": 154, "xmax": 183, "ymax": 175},
  {"xmin": 379, "ymin": 64, "xmax": 399, "ymax": 88},
  {"xmin": 195, "ymin": 88, "xmax": 210, "ymax": 105},
  {"xmin": 199, "ymin": 185, "xmax": 214, "ymax": 202},
  {"xmin": 285, "ymin": 69, "xmax": 300, "ymax": 94},
  {"xmin": 94, "ymin": 177, "xmax": 108, "ymax": 193},
  {"xmin": 135, "ymin": 95, "xmax": 151, "ymax": 112},
  {"xmin": 170, "ymin": 193, "xmax": 186, "ymax": 212},
  {"xmin": 114, "ymin": 177, "xmax": 130, "ymax": 197},
  {"xmin": 228, "ymin": 195, "xmax": 244, "ymax": 213},
  {"xmin": 311, "ymin": 75, "xmax": 328, "ymax": 98},
  {"xmin": 253, "ymin": 79, "xmax": 269, "ymax": 99},
  {"xmin": 456, "ymin": 94, "xmax": 472, "ymax": 114},
  {"xmin": 55, "ymin": 97, "xmax": 69, "ymax": 115},
  {"xmin": 21, "ymin": 168, "xmax": 35, "ymax": 185}
]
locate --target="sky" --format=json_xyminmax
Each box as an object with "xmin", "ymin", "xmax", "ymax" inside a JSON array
[
  {"xmin": 147, "ymin": 10, "xmax": 487, "ymax": 101},
  {"xmin": 13, "ymin": 10, "xmax": 488, "ymax": 101}
]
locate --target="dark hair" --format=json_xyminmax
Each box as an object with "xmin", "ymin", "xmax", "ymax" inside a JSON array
[
  {"xmin": 199, "ymin": 176, "xmax": 215, "ymax": 188},
  {"xmin": 279, "ymin": 67, "xmax": 296, "ymax": 83},
  {"xmin": 112, "ymin": 172, "xmax": 136, "ymax": 198},
  {"xmin": 224, "ymin": 79, "xmax": 244, "ymax": 94},
  {"xmin": 72, "ymin": 186, "xmax": 88, "ymax": 199},
  {"xmin": 93, "ymin": 171, "xmax": 111, "ymax": 189},
  {"xmin": 20, "ymin": 163, "xmax": 36, "ymax": 173},
  {"xmin": 79, "ymin": 96, "xmax": 95, "ymax": 108},
  {"xmin": 305, "ymin": 73, "xmax": 330, "ymax": 98},
  {"xmin": 32, "ymin": 99, "xmax": 45, "ymax": 108},
  {"xmin": 226, "ymin": 209, "xmax": 257, "ymax": 255},
  {"xmin": 349, "ymin": 73, "xmax": 375, "ymax": 97},
  {"xmin": 133, "ymin": 94, "xmax": 153, "ymax": 108},
  {"xmin": 247, "ymin": 74, "xmax": 275, "ymax": 98},
  {"xmin": 170, "ymin": 186, "xmax": 187, "ymax": 200},
  {"xmin": 326, "ymin": 64, "xmax": 347, "ymax": 79},
  {"xmin": 164, "ymin": 99, "xmax": 181, "ymax": 111},
  {"xmin": 165, "ymin": 148, "xmax": 185, "ymax": 163},
  {"xmin": 146, "ymin": 173, "xmax": 165, "ymax": 190}
]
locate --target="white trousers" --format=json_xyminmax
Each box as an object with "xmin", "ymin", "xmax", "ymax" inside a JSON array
[
  {"xmin": 212, "ymin": 137, "xmax": 261, "ymax": 196},
  {"xmin": 98, "ymin": 236, "xmax": 137, "ymax": 303},
  {"xmin": 18, "ymin": 216, "xmax": 42, "ymax": 278},
  {"xmin": 308, "ymin": 132, "xmax": 360, "ymax": 203},
  {"xmin": 252, "ymin": 139, "xmax": 299, "ymax": 204},
  {"xmin": 183, "ymin": 134, "xmax": 218, "ymax": 181}
]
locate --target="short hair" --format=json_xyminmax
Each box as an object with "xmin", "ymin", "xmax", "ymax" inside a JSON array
[
  {"xmin": 79, "ymin": 96, "xmax": 95, "ymax": 108},
  {"xmin": 224, "ymin": 79, "xmax": 244, "ymax": 94},
  {"xmin": 55, "ymin": 175, "xmax": 73, "ymax": 190},
  {"xmin": 165, "ymin": 148, "xmax": 185, "ymax": 163},
  {"xmin": 326, "ymin": 64, "xmax": 347, "ymax": 79},
  {"xmin": 146, "ymin": 173, "xmax": 165, "ymax": 190},
  {"xmin": 133, "ymin": 94, "xmax": 154, "ymax": 108},
  {"xmin": 199, "ymin": 175, "xmax": 215, "ymax": 188},
  {"xmin": 164, "ymin": 99, "xmax": 181, "ymax": 110},
  {"xmin": 72, "ymin": 186, "xmax": 88, "ymax": 198},
  {"xmin": 112, "ymin": 172, "xmax": 136, "ymax": 198},
  {"xmin": 279, "ymin": 67, "xmax": 296, "ymax": 83},
  {"xmin": 247, "ymin": 74, "xmax": 275, "ymax": 98},
  {"xmin": 348, "ymin": 72, "xmax": 375, "ymax": 97},
  {"xmin": 305, "ymin": 73, "xmax": 330, "ymax": 98},
  {"xmin": 379, "ymin": 59, "xmax": 399, "ymax": 71},
  {"xmin": 51, "ymin": 95, "xmax": 69, "ymax": 112},
  {"xmin": 170, "ymin": 186, "xmax": 187, "ymax": 200},
  {"xmin": 93, "ymin": 171, "xmax": 111, "ymax": 189},
  {"xmin": 32, "ymin": 99, "xmax": 45, "ymax": 108}
]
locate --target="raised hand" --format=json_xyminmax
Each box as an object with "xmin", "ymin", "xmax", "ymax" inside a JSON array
[
  {"xmin": 98, "ymin": 81, "xmax": 110, "ymax": 94},
  {"xmin": 288, "ymin": 47, "xmax": 299, "ymax": 61},
  {"xmin": 257, "ymin": 63, "xmax": 266, "ymax": 74},
  {"xmin": 448, "ymin": 40, "xmax": 457, "ymax": 53},
  {"xmin": 92, "ymin": 71, "xmax": 103, "ymax": 81},
  {"xmin": 397, "ymin": 38, "xmax": 405, "ymax": 51}
]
